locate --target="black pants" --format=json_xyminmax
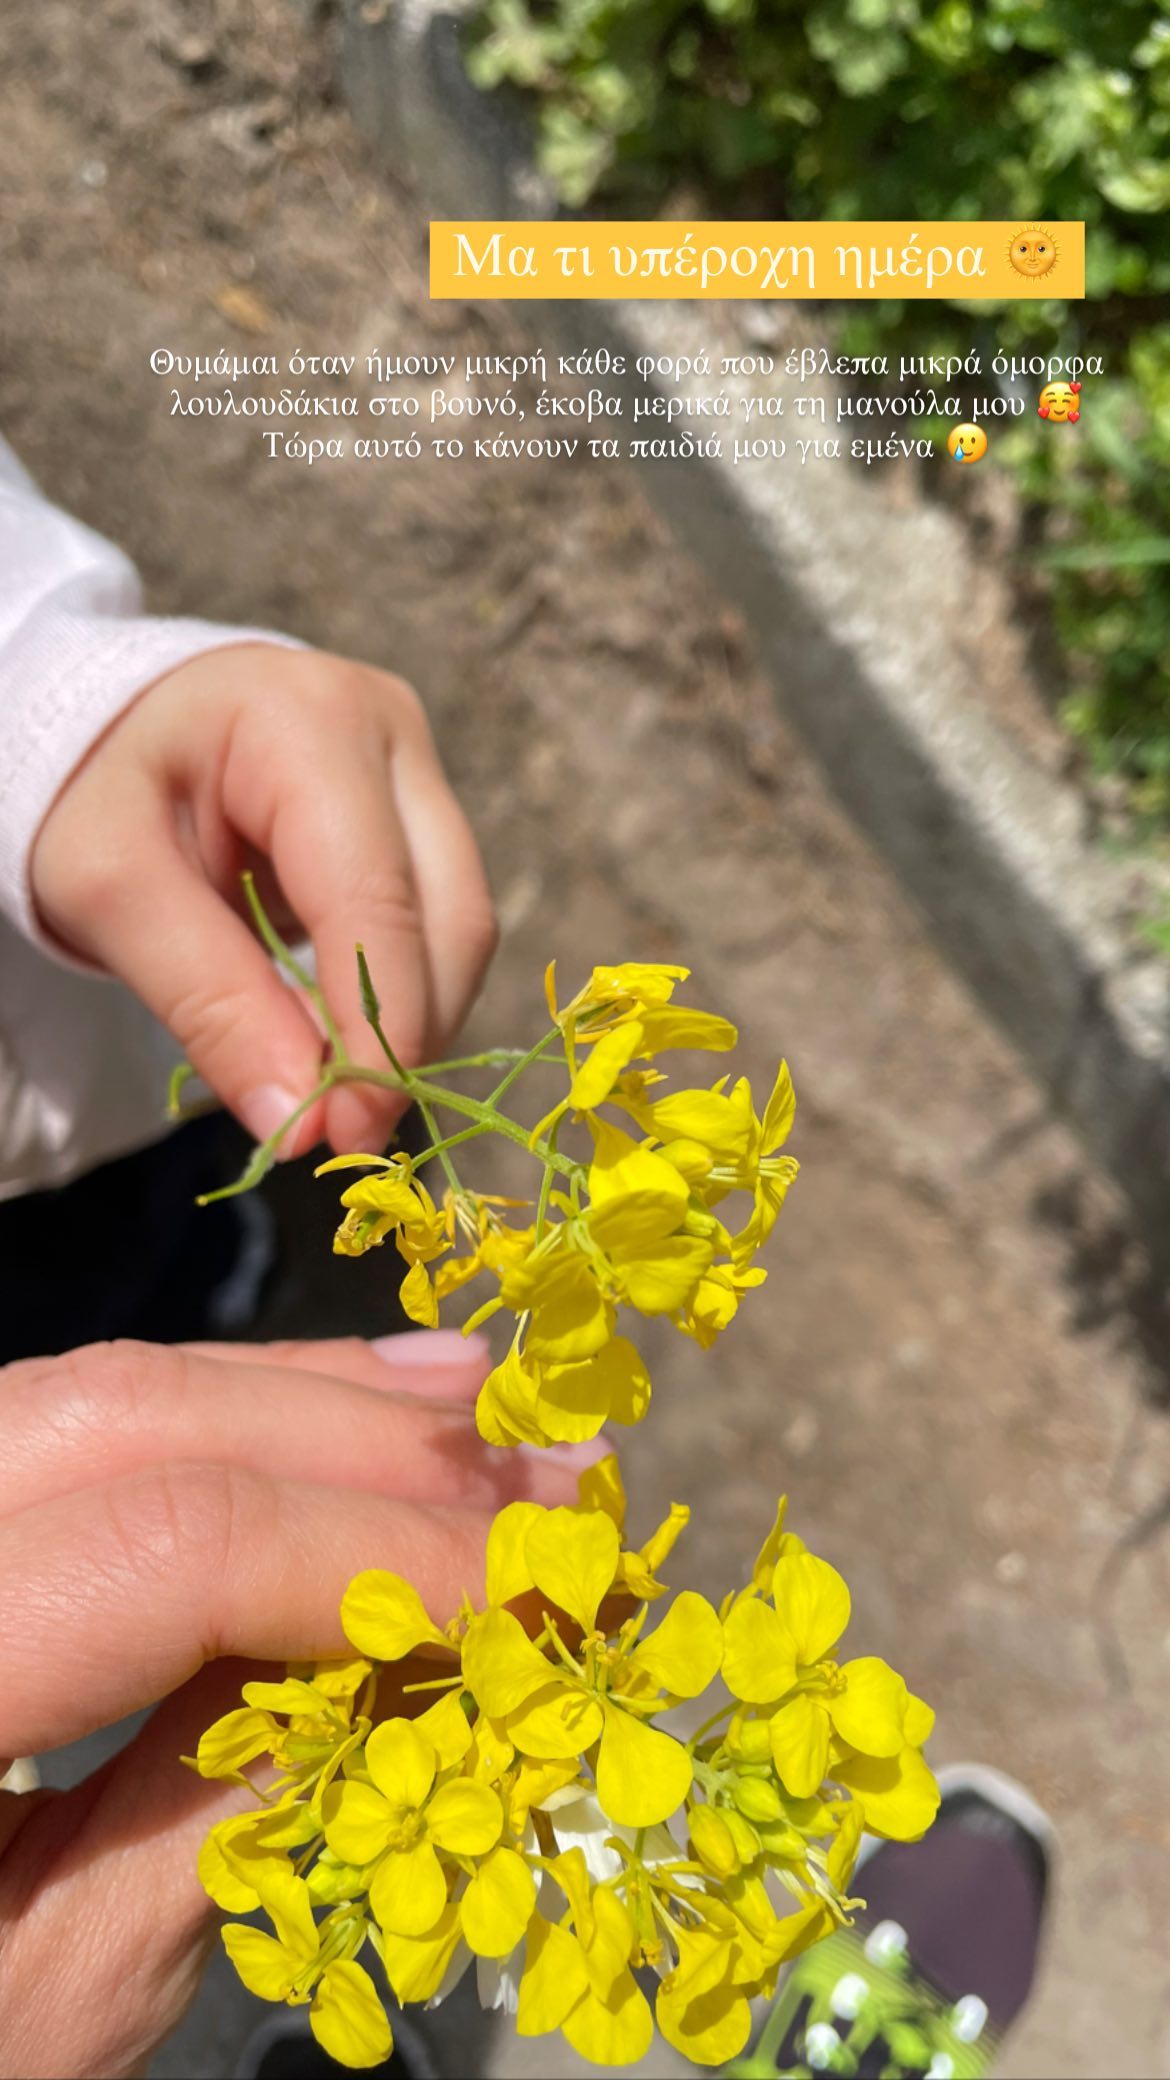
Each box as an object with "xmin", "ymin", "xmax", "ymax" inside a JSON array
[{"xmin": 0, "ymin": 1118, "xmax": 252, "ymax": 1363}]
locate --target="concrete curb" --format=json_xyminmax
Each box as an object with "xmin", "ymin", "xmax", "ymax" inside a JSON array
[{"xmin": 335, "ymin": 0, "xmax": 1170, "ymax": 1269}]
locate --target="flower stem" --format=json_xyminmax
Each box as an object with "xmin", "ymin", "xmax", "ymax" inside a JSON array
[
  {"xmin": 685, "ymin": 1701, "xmax": 737, "ymax": 1754},
  {"xmin": 415, "ymin": 1093, "xmax": 463, "ymax": 1194},
  {"xmin": 487, "ymin": 1027, "xmax": 564, "ymax": 1106}
]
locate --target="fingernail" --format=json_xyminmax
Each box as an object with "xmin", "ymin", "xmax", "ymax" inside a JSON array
[
  {"xmin": 371, "ymin": 1329, "xmax": 491, "ymax": 1368},
  {"xmin": 518, "ymin": 1434, "xmax": 615, "ymax": 1470},
  {"xmin": 241, "ymin": 1083, "xmax": 305, "ymax": 1145}
]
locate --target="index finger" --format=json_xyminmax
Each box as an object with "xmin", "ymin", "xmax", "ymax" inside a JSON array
[
  {"xmin": 0, "ymin": 1469, "xmax": 489, "ymax": 1757},
  {"xmin": 224, "ymin": 702, "xmax": 432, "ymax": 1154}
]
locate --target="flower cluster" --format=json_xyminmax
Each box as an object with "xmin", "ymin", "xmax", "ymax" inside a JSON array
[
  {"xmin": 193, "ymin": 1463, "xmax": 938, "ymax": 2071},
  {"xmin": 319, "ymin": 961, "xmax": 798, "ymax": 1452}
]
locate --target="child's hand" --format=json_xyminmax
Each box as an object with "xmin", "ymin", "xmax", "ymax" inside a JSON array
[
  {"xmin": 29, "ymin": 647, "xmax": 497, "ymax": 1154},
  {"xmin": 0, "ymin": 1331, "xmax": 595, "ymax": 2078}
]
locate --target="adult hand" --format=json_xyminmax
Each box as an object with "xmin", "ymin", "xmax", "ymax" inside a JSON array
[
  {"xmin": 30, "ymin": 646, "xmax": 497, "ymax": 1155},
  {"xmin": 0, "ymin": 1331, "xmax": 595, "ymax": 2079}
]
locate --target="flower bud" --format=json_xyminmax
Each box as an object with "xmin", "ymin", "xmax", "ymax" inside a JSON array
[
  {"xmin": 728, "ymin": 1716, "xmax": 773, "ymax": 1764},
  {"xmin": 688, "ymin": 1804, "xmax": 741, "ymax": 1878},
  {"xmin": 723, "ymin": 1807, "xmax": 763, "ymax": 1866},
  {"xmin": 732, "ymin": 1772, "xmax": 786, "ymax": 1823}
]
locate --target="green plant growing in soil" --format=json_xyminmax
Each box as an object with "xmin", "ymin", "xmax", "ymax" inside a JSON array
[{"xmin": 466, "ymin": 0, "xmax": 1170, "ymax": 822}]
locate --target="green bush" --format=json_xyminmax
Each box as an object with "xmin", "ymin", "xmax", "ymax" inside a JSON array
[{"xmin": 467, "ymin": 0, "xmax": 1170, "ymax": 819}]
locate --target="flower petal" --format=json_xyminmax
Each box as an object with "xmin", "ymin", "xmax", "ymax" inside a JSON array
[
  {"xmin": 250, "ymin": 1863, "xmax": 323, "ymax": 1963},
  {"xmin": 321, "ymin": 1779, "xmax": 392, "ymax": 1867},
  {"xmin": 460, "ymin": 1845, "xmax": 537, "ymax": 1958},
  {"xmin": 628, "ymin": 1590, "xmax": 722, "ymax": 1698},
  {"xmin": 760, "ymin": 1061, "xmax": 796, "ymax": 1153},
  {"xmin": 340, "ymin": 1571, "xmax": 449, "ymax": 1662},
  {"xmin": 561, "ymin": 1973, "xmax": 654, "ymax": 2068},
  {"xmin": 310, "ymin": 1961, "xmax": 393, "ymax": 2069},
  {"xmin": 365, "ymin": 1718, "xmax": 436, "ymax": 1809},
  {"xmin": 595, "ymin": 1704, "xmax": 692, "ymax": 1827},
  {"xmin": 721, "ymin": 1596, "xmax": 799, "ymax": 1704},
  {"xmin": 193, "ymin": 1707, "xmax": 273, "ymax": 1781},
  {"xmin": 903, "ymin": 1690, "xmax": 936, "ymax": 1748},
  {"xmin": 240, "ymin": 1678, "xmax": 335, "ymax": 1719},
  {"xmin": 535, "ymin": 1337, "xmax": 650, "ymax": 1443},
  {"xmin": 505, "ymin": 1681, "xmax": 605, "ymax": 1761},
  {"xmin": 485, "ymin": 1501, "xmax": 544, "ymax": 1605},
  {"xmin": 569, "ymin": 1024, "xmax": 642, "ymax": 1110},
  {"xmin": 516, "ymin": 1914, "xmax": 588, "ymax": 2036},
  {"xmin": 426, "ymin": 1777, "xmax": 503, "ymax": 1856},
  {"xmin": 475, "ymin": 1348, "xmax": 548, "ymax": 1448},
  {"xmin": 648, "ymin": 1087, "xmax": 753, "ymax": 1160},
  {"xmin": 370, "ymin": 1836, "xmax": 448, "ymax": 1936},
  {"xmin": 414, "ymin": 1689, "xmax": 474, "ymax": 1769},
  {"xmin": 833, "ymin": 1745, "xmax": 941, "ymax": 1842},
  {"xmin": 222, "ymin": 1926, "xmax": 301, "ymax": 2003},
  {"xmin": 634, "ymin": 1006, "xmax": 738, "ymax": 1055},
  {"xmin": 657, "ymin": 1949, "xmax": 751, "ymax": 2067},
  {"xmin": 587, "ymin": 1121, "xmax": 690, "ymax": 1238},
  {"xmin": 463, "ymin": 1608, "xmax": 561, "ymax": 1718},
  {"xmin": 380, "ymin": 1902, "xmax": 463, "ymax": 2004},
  {"xmin": 574, "ymin": 1451, "xmax": 627, "ymax": 1528},
  {"xmin": 768, "ymin": 1694, "xmax": 832, "ymax": 1799},
  {"xmin": 771, "ymin": 1553, "xmax": 851, "ymax": 1667},
  {"xmin": 525, "ymin": 1506, "xmax": 621, "ymax": 1633},
  {"xmin": 830, "ymin": 1657, "xmax": 909, "ymax": 1759},
  {"xmin": 612, "ymin": 1234, "xmax": 713, "ymax": 1315},
  {"xmin": 398, "ymin": 1259, "xmax": 439, "ymax": 1327}
]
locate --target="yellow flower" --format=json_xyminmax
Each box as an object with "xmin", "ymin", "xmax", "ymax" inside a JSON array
[
  {"xmin": 536, "ymin": 961, "xmax": 739, "ymax": 1130},
  {"xmin": 432, "ymin": 1205, "xmax": 534, "ymax": 1302},
  {"xmin": 221, "ymin": 1863, "xmax": 391, "ymax": 2069},
  {"xmin": 655, "ymin": 1910, "xmax": 758, "ymax": 2067},
  {"xmin": 476, "ymin": 1332, "xmax": 653, "ymax": 1450},
  {"xmin": 623, "ymin": 1075, "xmax": 756, "ymax": 1173},
  {"xmin": 517, "ymin": 1851, "xmax": 654, "ymax": 2068},
  {"xmin": 199, "ymin": 1469, "xmax": 938, "ymax": 2072},
  {"xmin": 721, "ymin": 1550, "xmax": 939, "ymax": 1838},
  {"xmin": 316, "ymin": 1153, "xmax": 450, "ymax": 1323},
  {"xmin": 498, "ymin": 1124, "xmax": 713, "ymax": 1352},
  {"xmin": 482, "ymin": 1471, "xmax": 688, "ymax": 1624},
  {"xmin": 462, "ymin": 1509, "xmax": 722, "ymax": 1828},
  {"xmin": 679, "ymin": 1259, "xmax": 768, "ymax": 1349},
  {"xmin": 321, "ymin": 1717, "xmax": 502, "ymax": 1936},
  {"xmin": 191, "ymin": 1672, "xmax": 369, "ymax": 1803},
  {"xmin": 730, "ymin": 1062, "xmax": 799, "ymax": 1266}
]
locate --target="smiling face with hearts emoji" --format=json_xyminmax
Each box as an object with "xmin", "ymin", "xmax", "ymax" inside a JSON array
[{"xmin": 1038, "ymin": 381, "xmax": 1082, "ymax": 423}]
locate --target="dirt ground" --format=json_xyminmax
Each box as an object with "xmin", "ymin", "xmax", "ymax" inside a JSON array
[{"xmin": 3, "ymin": 4, "xmax": 1170, "ymax": 2076}]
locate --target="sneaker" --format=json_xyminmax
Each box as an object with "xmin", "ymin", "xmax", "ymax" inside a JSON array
[
  {"xmin": 236, "ymin": 2004, "xmax": 437, "ymax": 2080},
  {"xmin": 727, "ymin": 1764, "xmax": 1055, "ymax": 2078}
]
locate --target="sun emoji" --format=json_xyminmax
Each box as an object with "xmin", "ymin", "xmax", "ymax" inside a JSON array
[{"xmin": 1008, "ymin": 225, "xmax": 1059, "ymax": 280}]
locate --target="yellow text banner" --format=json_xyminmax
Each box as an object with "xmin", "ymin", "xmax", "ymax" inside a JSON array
[{"xmin": 430, "ymin": 221, "xmax": 1083, "ymax": 301}]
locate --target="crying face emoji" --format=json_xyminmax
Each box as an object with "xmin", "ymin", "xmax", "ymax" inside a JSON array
[
  {"xmin": 947, "ymin": 423, "xmax": 988, "ymax": 464},
  {"xmin": 1038, "ymin": 381, "xmax": 1081, "ymax": 423}
]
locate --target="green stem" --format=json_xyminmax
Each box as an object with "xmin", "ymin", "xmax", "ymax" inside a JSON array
[
  {"xmin": 746, "ymin": 1979, "xmax": 804, "ymax": 2074},
  {"xmin": 197, "ymin": 1076, "xmax": 334, "ymax": 1204},
  {"xmin": 415, "ymin": 1093, "xmax": 462, "ymax": 1195},
  {"xmin": 411, "ymin": 1122, "xmax": 495, "ymax": 1168},
  {"xmin": 416, "ymin": 1047, "xmax": 525, "ymax": 1076},
  {"xmin": 413, "ymin": 1047, "xmax": 563, "ymax": 1077},
  {"xmin": 685, "ymin": 1700, "xmax": 737, "ymax": 1753},
  {"xmin": 243, "ymin": 871, "xmax": 346, "ymax": 1062},
  {"xmin": 329, "ymin": 1065, "xmax": 583, "ymax": 1180},
  {"xmin": 487, "ymin": 1026, "xmax": 564, "ymax": 1106},
  {"xmin": 535, "ymin": 1117, "xmax": 560, "ymax": 1241}
]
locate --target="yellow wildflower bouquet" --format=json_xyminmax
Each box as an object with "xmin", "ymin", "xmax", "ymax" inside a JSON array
[{"xmin": 185, "ymin": 889, "xmax": 939, "ymax": 2070}]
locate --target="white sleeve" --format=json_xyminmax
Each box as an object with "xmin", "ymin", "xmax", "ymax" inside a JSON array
[{"xmin": 0, "ymin": 435, "xmax": 298, "ymax": 947}]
